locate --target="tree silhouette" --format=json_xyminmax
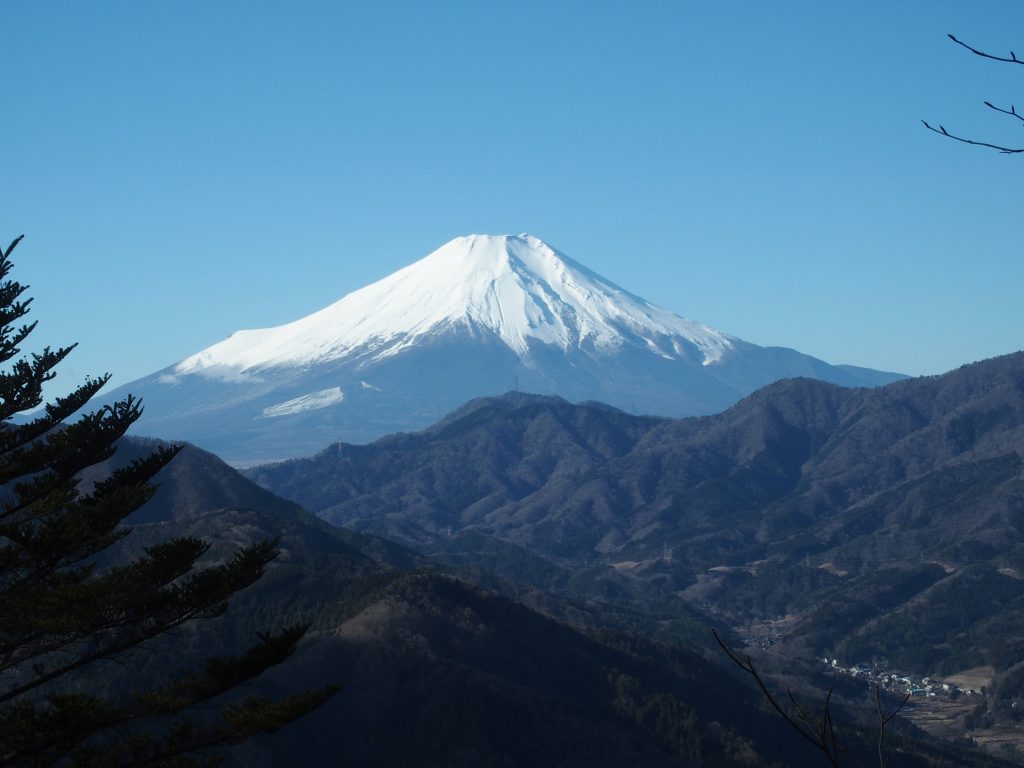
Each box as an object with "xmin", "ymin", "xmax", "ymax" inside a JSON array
[
  {"xmin": 713, "ymin": 629, "xmax": 908, "ymax": 768},
  {"xmin": 0, "ymin": 235, "xmax": 336, "ymax": 767}
]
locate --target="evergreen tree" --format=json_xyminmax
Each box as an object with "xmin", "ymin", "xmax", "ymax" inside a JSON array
[{"xmin": 0, "ymin": 235, "xmax": 336, "ymax": 767}]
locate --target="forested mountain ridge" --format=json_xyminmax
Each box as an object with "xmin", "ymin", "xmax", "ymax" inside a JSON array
[
  {"xmin": 247, "ymin": 353, "xmax": 1024, "ymax": 680},
  {"xmin": 89, "ymin": 437, "xmax": 1006, "ymax": 766}
]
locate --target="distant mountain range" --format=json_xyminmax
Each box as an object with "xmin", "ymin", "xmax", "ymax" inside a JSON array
[
  {"xmin": 248, "ymin": 352, "xmax": 1024, "ymax": 686},
  {"xmin": 109, "ymin": 234, "xmax": 903, "ymax": 463}
]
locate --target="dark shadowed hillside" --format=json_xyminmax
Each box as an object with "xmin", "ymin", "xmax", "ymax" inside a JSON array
[{"xmin": 93, "ymin": 436, "xmax": 1005, "ymax": 766}]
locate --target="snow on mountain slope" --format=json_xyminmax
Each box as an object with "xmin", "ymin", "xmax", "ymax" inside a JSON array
[
  {"xmin": 262, "ymin": 387, "xmax": 344, "ymax": 418},
  {"xmin": 109, "ymin": 234, "xmax": 905, "ymax": 464},
  {"xmin": 174, "ymin": 234, "xmax": 733, "ymax": 376}
]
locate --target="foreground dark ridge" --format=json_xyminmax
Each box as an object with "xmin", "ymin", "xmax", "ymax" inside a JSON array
[{"xmin": 91, "ymin": 436, "xmax": 1007, "ymax": 765}]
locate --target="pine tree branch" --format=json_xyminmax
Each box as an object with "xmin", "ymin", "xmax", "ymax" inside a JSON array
[
  {"xmin": 0, "ymin": 540, "xmax": 279, "ymax": 705},
  {"xmin": 0, "ymin": 346, "xmax": 78, "ymax": 421},
  {"xmin": 2, "ymin": 237, "xmax": 24, "ymax": 259},
  {"xmin": 0, "ymin": 375, "xmax": 110, "ymax": 454},
  {"xmin": 0, "ymin": 450, "xmax": 177, "ymax": 614},
  {"xmin": 0, "ymin": 537, "xmax": 210, "ymax": 672},
  {"xmin": 0, "ymin": 235, "xmax": 333, "ymax": 765},
  {"xmin": 116, "ymin": 687, "xmax": 340, "ymax": 768},
  {"xmin": 0, "ymin": 627, "xmax": 336, "ymax": 767},
  {"xmin": 0, "ymin": 396, "xmax": 151, "ymax": 515},
  {"xmin": 134, "ymin": 625, "xmax": 314, "ymax": 715}
]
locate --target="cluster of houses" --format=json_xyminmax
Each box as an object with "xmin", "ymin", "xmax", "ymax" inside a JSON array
[
  {"xmin": 729, "ymin": 617, "xmax": 987, "ymax": 703},
  {"xmin": 821, "ymin": 658, "xmax": 984, "ymax": 699}
]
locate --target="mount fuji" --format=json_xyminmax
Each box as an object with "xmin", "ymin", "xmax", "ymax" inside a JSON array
[{"xmin": 111, "ymin": 234, "xmax": 903, "ymax": 463}]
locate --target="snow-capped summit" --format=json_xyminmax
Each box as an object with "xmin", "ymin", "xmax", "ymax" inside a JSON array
[
  {"xmin": 174, "ymin": 234, "xmax": 732, "ymax": 376},
  {"xmin": 112, "ymin": 234, "xmax": 904, "ymax": 464}
]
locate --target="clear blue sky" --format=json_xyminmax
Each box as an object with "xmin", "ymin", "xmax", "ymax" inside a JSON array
[{"xmin": 3, "ymin": 1, "xmax": 1022, "ymax": 399}]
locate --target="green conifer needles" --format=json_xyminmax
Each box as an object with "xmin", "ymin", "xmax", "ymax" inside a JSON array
[{"xmin": 0, "ymin": 236, "xmax": 335, "ymax": 767}]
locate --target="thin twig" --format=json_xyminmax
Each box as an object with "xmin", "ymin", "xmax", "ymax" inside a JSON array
[
  {"xmin": 983, "ymin": 101, "xmax": 1024, "ymax": 125},
  {"xmin": 713, "ymin": 629, "xmax": 840, "ymax": 767},
  {"xmin": 825, "ymin": 688, "xmax": 839, "ymax": 764},
  {"xmin": 948, "ymin": 34, "xmax": 1023, "ymax": 66},
  {"xmin": 875, "ymin": 684, "xmax": 910, "ymax": 768},
  {"xmin": 875, "ymin": 686, "xmax": 887, "ymax": 768},
  {"xmin": 921, "ymin": 34, "xmax": 1024, "ymax": 154},
  {"xmin": 921, "ymin": 120, "xmax": 1024, "ymax": 154}
]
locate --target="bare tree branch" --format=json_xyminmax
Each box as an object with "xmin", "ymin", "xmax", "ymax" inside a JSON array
[
  {"xmin": 948, "ymin": 34, "xmax": 1023, "ymax": 66},
  {"xmin": 922, "ymin": 35, "xmax": 1024, "ymax": 154},
  {"xmin": 713, "ymin": 630, "xmax": 913, "ymax": 768},
  {"xmin": 875, "ymin": 684, "xmax": 909, "ymax": 768},
  {"xmin": 921, "ymin": 120, "xmax": 1024, "ymax": 154},
  {"xmin": 713, "ymin": 629, "xmax": 840, "ymax": 767},
  {"xmin": 983, "ymin": 101, "xmax": 1024, "ymax": 125}
]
